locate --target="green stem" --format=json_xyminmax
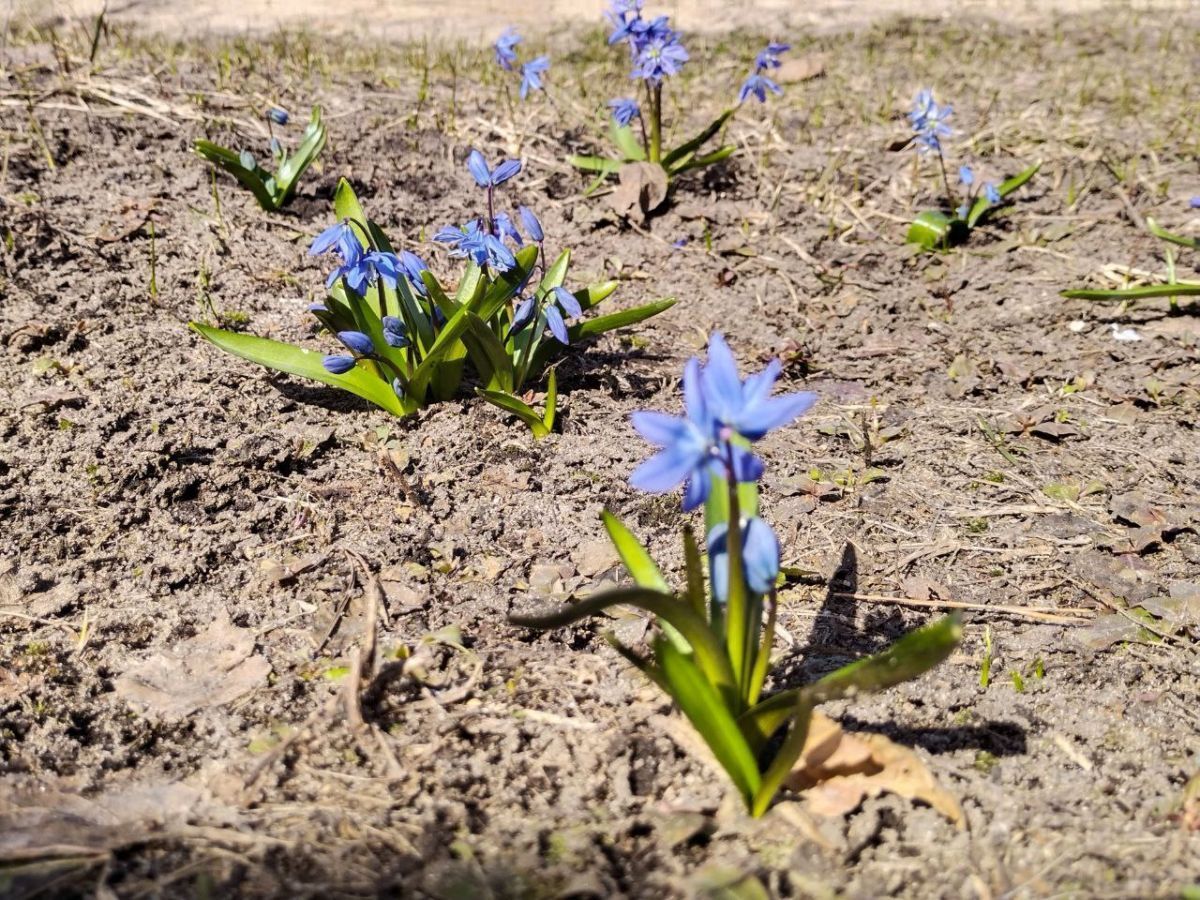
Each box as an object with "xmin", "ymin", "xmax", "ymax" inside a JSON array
[
  {"xmin": 722, "ymin": 459, "xmax": 754, "ymax": 711},
  {"xmin": 649, "ymin": 82, "xmax": 663, "ymax": 164}
]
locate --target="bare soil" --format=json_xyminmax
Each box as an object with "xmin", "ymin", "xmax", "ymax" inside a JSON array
[{"xmin": 2, "ymin": 7, "xmax": 1200, "ymax": 899}]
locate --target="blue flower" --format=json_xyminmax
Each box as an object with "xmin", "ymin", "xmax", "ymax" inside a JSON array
[
  {"xmin": 494, "ymin": 28, "xmax": 521, "ymax": 71},
  {"xmin": 437, "ymin": 220, "xmax": 515, "ymax": 272},
  {"xmin": 433, "ymin": 220, "xmax": 483, "ymax": 255},
  {"xmin": 398, "ymin": 250, "xmax": 429, "ymax": 297},
  {"xmin": 631, "ymin": 33, "xmax": 688, "ymax": 82},
  {"xmin": 957, "ymin": 203, "xmax": 970, "ymax": 219},
  {"xmin": 608, "ymin": 97, "xmax": 641, "ymax": 127},
  {"xmin": 310, "ymin": 221, "xmax": 362, "ymax": 264},
  {"xmin": 322, "ymin": 355, "xmax": 356, "ymax": 375},
  {"xmin": 1190, "ymin": 196, "xmax": 1200, "ymax": 209},
  {"xmin": 337, "ymin": 330, "xmax": 375, "ymax": 356},
  {"xmin": 984, "ymin": 183, "xmax": 1002, "ymax": 204},
  {"xmin": 520, "ymin": 56, "xmax": 549, "ymax": 100},
  {"xmin": 958, "ymin": 165, "xmax": 975, "ymax": 186},
  {"xmin": 466, "ymin": 150, "xmax": 522, "ymax": 188},
  {"xmin": 754, "ymin": 42, "xmax": 790, "ymax": 71},
  {"xmin": 381, "ymin": 316, "xmax": 410, "ymax": 349},
  {"xmin": 239, "ymin": 150, "xmax": 257, "ymax": 170},
  {"xmin": 482, "ymin": 234, "xmax": 516, "ymax": 272},
  {"xmin": 545, "ymin": 286, "xmax": 583, "ymax": 344},
  {"xmin": 606, "ymin": 0, "xmax": 646, "ymax": 45},
  {"xmin": 700, "ymin": 333, "xmax": 818, "ymax": 442},
  {"xmin": 494, "ymin": 212, "xmax": 524, "ymax": 247},
  {"xmin": 267, "ymin": 107, "xmax": 289, "ymax": 125},
  {"xmin": 909, "ymin": 89, "xmax": 952, "ymax": 153},
  {"xmin": 707, "ymin": 517, "xmax": 781, "ymax": 604},
  {"xmin": 738, "ymin": 73, "xmax": 782, "ymax": 104},
  {"xmin": 509, "ymin": 295, "xmax": 537, "ymax": 338},
  {"xmin": 518, "ymin": 206, "xmax": 544, "ymax": 243},
  {"xmin": 269, "ymin": 137, "xmax": 283, "ymax": 157},
  {"xmin": 344, "ymin": 250, "xmax": 401, "ymax": 296}
]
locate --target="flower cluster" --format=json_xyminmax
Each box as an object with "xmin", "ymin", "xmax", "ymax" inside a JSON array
[
  {"xmin": 738, "ymin": 42, "xmax": 789, "ymax": 104},
  {"xmin": 310, "ymin": 222, "xmax": 428, "ymax": 298},
  {"xmin": 909, "ymin": 89, "xmax": 953, "ymax": 153},
  {"xmin": 607, "ymin": 1, "xmax": 688, "ymax": 84},
  {"xmin": 632, "ymin": 334, "xmax": 816, "ymax": 508},
  {"xmin": 492, "ymin": 27, "xmax": 550, "ymax": 100},
  {"xmin": 956, "ymin": 165, "xmax": 1002, "ymax": 218}
]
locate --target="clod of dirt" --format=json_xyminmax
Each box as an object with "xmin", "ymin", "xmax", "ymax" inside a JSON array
[{"xmin": 113, "ymin": 611, "xmax": 271, "ymax": 720}]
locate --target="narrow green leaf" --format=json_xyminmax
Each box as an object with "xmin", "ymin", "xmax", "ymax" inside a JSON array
[
  {"xmin": 656, "ymin": 637, "xmax": 762, "ymax": 807},
  {"xmin": 463, "ymin": 312, "xmax": 515, "ymax": 392},
  {"xmin": 333, "ymin": 178, "xmax": 368, "ymax": 240},
  {"xmin": 602, "ymin": 511, "xmax": 669, "ymax": 591},
  {"xmin": 274, "ymin": 107, "xmax": 326, "ymax": 204},
  {"xmin": 1061, "ymin": 283, "xmax": 1200, "ymax": 301},
  {"xmin": 610, "ymin": 121, "xmax": 646, "ymax": 161},
  {"xmin": 542, "ymin": 368, "xmax": 557, "ymax": 433},
  {"xmin": 966, "ymin": 161, "xmax": 1041, "ymax": 228},
  {"xmin": 662, "ymin": 108, "xmax": 735, "ymax": 168},
  {"xmin": 681, "ymin": 525, "xmax": 707, "ymax": 620},
  {"xmin": 750, "ymin": 695, "xmax": 814, "ymax": 818},
  {"xmin": 477, "ymin": 246, "xmax": 540, "ymax": 321},
  {"xmin": 668, "ymin": 144, "xmax": 737, "ymax": 176},
  {"xmin": 528, "ymin": 297, "xmax": 675, "ymax": 375},
  {"xmin": 576, "ymin": 280, "xmax": 619, "ymax": 312},
  {"xmin": 568, "ymin": 154, "xmax": 623, "ymax": 174},
  {"xmin": 193, "ymin": 141, "xmax": 277, "ymax": 210},
  {"xmin": 475, "ymin": 388, "xmax": 549, "ymax": 438},
  {"xmin": 1146, "ymin": 217, "xmax": 1200, "ymax": 250},
  {"xmin": 510, "ymin": 586, "xmax": 737, "ymax": 701},
  {"xmin": 190, "ymin": 323, "xmax": 408, "ymax": 416}
]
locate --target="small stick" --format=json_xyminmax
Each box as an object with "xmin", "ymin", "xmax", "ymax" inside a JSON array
[{"xmin": 826, "ymin": 591, "xmax": 1093, "ymax": 625}]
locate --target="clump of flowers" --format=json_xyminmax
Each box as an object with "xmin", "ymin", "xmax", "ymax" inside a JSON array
[
  {"xmin": 905, "ymin": 89, "xmax": 1040, "ymax": 250},
  {"xmin": 191, "ymin": 152, "xmax": 674, "ymax": 435},
  {"xmin": 512, "ymin": 335, "xmax": 961, "ymax": 815},
  {"xmin": 569, "ymin": 2, "xmax": 789, "ymax": 184},
  {"xmin": 194, "ymin": 106, "xmax": 327, "ymax": 211},
  {"xmin": 491, "ymin": 27, "xmax": 550, "ymax": 102}
]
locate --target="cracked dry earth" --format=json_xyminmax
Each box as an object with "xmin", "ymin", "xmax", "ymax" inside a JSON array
[{"xmin": 2, "ymin": 7, "xmax": 1200, "ymax": 899}]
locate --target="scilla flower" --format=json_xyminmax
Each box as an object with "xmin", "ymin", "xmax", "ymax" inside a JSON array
[
  {"xmin": 239, "ymin": 150, "xmax": 257, "ymax": 170},
  {"xmin": 398, "ymin": 250, "xmax": 429, "ymax": 297},
  {"xmin": 707, "ymin": 517, "xmax": 781, "ymax": 604},
  {"xmin": 466, "ymin": 150, "xmax": 522, "ymax": 189},
  {"xmin": 381, "ymin": 316, "xmax": 410, "ymax": 349},
  {"xmin": 754, "ymin": 42, "xmax": 790, "ymax": 71},
  {"xmin": 494, "ymin": 28, "xmax": 521, "ymax": 71},
  {"xmin": 608, "ymin": 97, "xmax": 641, "ymax": 127},
  {"xmin": 984, "ymin": 183, "xmax": 1002, "ymax": 204},
  {"xmin": 738, "ymin": 72, "xmax": 782, "ymax": 104},
  {"xmin": 631, "ymin": 33, "xmax": 688, "ymax": 82},
  {"xmin": 518, "ymin": 206, "xmax": 544, "ymax": 243},
  {"xmin": 958, "ymin": 165, "xmax": 975, "ymax": 186},
  {"xmin": 909, "ymin": 89, "xmax": 952, "ymax": 153},
  {"xmin": 267, "ymin": 107, "xmax": 289, "ymax": 125},
  {"xmin": 519, "ymin": 56, "xmax": 550, "ymax": 100},
  {"xmin": 699, "ymin": 333, "xmax": 818, "ymax": 442}
]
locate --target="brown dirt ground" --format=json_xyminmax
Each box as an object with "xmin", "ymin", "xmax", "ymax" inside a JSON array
[{"xmin": 2, "ymin": 7, "xmax": 1200, "ymax": 899}]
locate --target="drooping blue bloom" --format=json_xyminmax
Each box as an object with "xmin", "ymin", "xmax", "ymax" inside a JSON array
[
  {"xmin": 518, "ymin": 206, "xmax": 544, "ymax": 243},
  {"xmin": 239, "ymin": 150, "xmax": 257, "ymax": 170},
  {"xmin": 707, "ymin": 517, "xmax": 781, "ymax": 604},
  {"xmin": 398, "ymin": 250, "xmax": 429, "ymax": 297},
  {"xmin": 267, "ymin": 107, "xmax": 290, "ymax": 125},
  {"xmin": 520, "ymin": 56, "xmax": 550, "ymax": 100},
  {"xmin": 509, "ymin": 295, "xmax": 537, "ymax": 338},
  {"xmin": 754, "ymin": 42, "xmax": 790, "ymax": 71},
  {"xmin": 738, "ymin": 72, "xmax": 782, "ymax": 104},
  {"xmin": 606, "ymin": 0, "xmax": 646, "ymax": 45},
  {"xmin": 381, "ymin": 316, "xmax": 410, "ymax": 349},
  {"xmin": 437, "ymin": 220, "xmax": 515, "ymax": 272},
  {"xmin": 494, "ymin": 212, "xmax": 524, "ymax": 247},
  {"xmin": 909, "ymin": 89, "xmax": 952, "ymax": 153},
  {"xmin": 344, "ymin": 250, "xmax": 401, "ymax": 296},
  {"xmin": 322, "ymin": 355, "xmax": 356, "ymax": 375},
  {"xmin": 481, "ymin": 234, "xmax": 517, "ymax": 272},
  {"xmin": 984, "ymin": 183, "xmax": 1002, "ymax": 204},
  {"xmin": 608, "ymin": 97, "xmax": 641, "ymax": 127},
  {"xmin": 433, "ymin": 220, "xmax": 483, "ymax": 255},
  {"xmin": 545, "ymin": 286, "xmax": 583, "ymax": 344},
  {"xmin": 337, "ymin": 330, "xmax": 375, "ymax": 356},
  {"xmin": 466, "ymin": 150, "xmax": 522, "ymax": 189},
  {"xmin": 700, "ymin": 333, "xmax": 818, "ymax": 442},
  {"xmin": 308, "ymin": 303, "xmax": 328, "ymax": 315},
  {"xmin": 494, "ymin": 28, "xmax": 521, "ymax": 71},
  {"xmin": 957, "ymin": 203, "xmax": 970, "ymax": 220},
  {"xmin": 1190, "ymin": 196, "xmax": 1200, "ymax": 209},
  {"xmin": 309, "ymin": 221, "xmax": 362, "ymax": 264},
  {"xmin": 958, "ymin": 165, "xmax": 975, "ymax": 186},
  {"xmin": 631, "ymin": 33, "xmax": 689, "ymax": 82}
]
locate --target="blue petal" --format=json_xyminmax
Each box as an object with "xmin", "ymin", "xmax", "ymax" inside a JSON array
[
  {"xmin": 545, "ymin": 304, "xmax": 569, "ymax": 344},
  {"xmin": 706, "ymin": 522, "xmax": 731, "ymax": 604},
  {"xmin": 741, "ymin": 358, "xmax": 780, "ymax": 409},
  {"xmin": 742, "ymin": 517, "xmax": 780, "ymax": 595},
  {"xmin": 630, "ymin": 446, "xmax": 700, "ymax": 494},
  {"xmin": 309, "ymin": 222, "xmax": 346, "ymax": 256},
  {"xmin": 737, "ymin": 391, "xmax": 818, "ymax": 440},
  {"xmin": 508, "ymin": 297, "xmax": 537, "ymax": 337},
  {"xmin": 682, "ymin": 465, "xmax": 712, "ymax": 511},
  {"xmin": 337, "ymin": 330, "xmax": 375, "ymax": 356},
  {"xmin": 701, "ymin": 332, "xmax": 743, "ymax": 422},
  {"xmin": 491, "ymin": 159, "xmax": 522, "ymax": 186},
  {"xmin": 518, "ymin": 205, "xmax": 544, "ymax": 242},
  {"xmin": 630, "ymin": 411, "xmax": 687, "ymax": 447},
  {"xmin": 552, "ymin": 286, "xmax": 583, "ymax": 319},
  {"xmin": 682, "ymin": 357, "xmax": 709, "ymax": 432},
  {"xmin": 467, "ymin": 150, "xmax": 491, "ymax": 187},
  {"xmin": 728, "ymin": 444, "xmax": 764, "ymax": 483},
  {"xmin": 322, "ymin": 355, "xmax": 355, "ymax": 374}
]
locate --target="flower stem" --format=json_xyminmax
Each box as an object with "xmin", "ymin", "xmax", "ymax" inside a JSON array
[
  {"xmin": 649, "ymin": 82, "xmax": 663, "ymax": 164},
  {"xmin": 934, "ymin": 147, "xmax": 958, "ymax": 216},
  {"xmin": 722, "ymin": 447, "xmax": 754, "ymax": 710}
]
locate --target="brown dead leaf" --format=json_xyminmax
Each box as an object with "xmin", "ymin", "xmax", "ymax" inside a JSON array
[
  {"xmin": 609, "ymin": 161, "xmax": 669, "ymax": 219},
  {"xmin": 784, "ymin": 712, "xmax": 963, "ymax": 827},
  {"xmin": 258, "ymin": 553, "xmax": 326, "ymax": 584},
  {"xmin": 114, "ymin": 611, "xmax": 270, "ymax": 720}
]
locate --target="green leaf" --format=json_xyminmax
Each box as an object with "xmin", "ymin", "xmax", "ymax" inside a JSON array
[
  {"xmin": 463, "ymin": 312, "xmax": 515, "ymax": 392},
  {"xmin": 1060, "ymin": 283, "xmax": 1200, "ymax": 301},
  {"xmin": 602, "ymin": 511, "xmax": 669, "ymax": 591},
  {"xmin": 668, "ymin": 145, "xmax": 737, "ymax": 177},
  {"xmin": 965, "ymin": 161, "xmax": 1041, "ymax": 228},
  {"xmin": 576, "ymin": 280, "xmax": 619, "ymax": 313},
  {"xmin": 475, "ymin": 388, "xmax": 549, "ymax": 438},
  {"xmin": 610, "ymin": 121, "xmax": 646, "ymax": 161},
  {"xmin": 750, "ymin": 694, "xmax": 814, "ymax": 818},
  {"xmin": 193, "ymin": 141, "xmax": 277, "ymax": 210},
  {"xmin": 477, "ymin": 246, "xmax": 540, "ymax": 321},
  {"xmin": 543, "ymin": 368, "xmax": 557, "ymax": 433},
  {"xmin": 662, "ymin": 108, "xmax": 735, "ymax": 168},
  {"xmin": 333, "ymin": 178, "xmax": 368, "ymax": 237},
  {"xmin": 190, "ymin": 323, "xmax": 409, "ymax": 416},
  {"xmin": 739, "ymin": 614, "xmax": 962, "ymax": 743},
  {"xmin": 656, "ymin": 637, "xmax": 762, "ymax": 808},
  {"xmin": 528, "ymin": 297, "xmax": 676, "ymax": 374},
  {"xmin": 568, "ymin": 154, "xmax": 624, "ymax": 175},
  {"xmin": 274, "ymin": 107, "xmax": 326, "ymax": 205},
  {"xmin": 906, "ymin": 210, "xmax": 967, "ymax": 251},
  {"xmin": 681, "ymin": 525, "xmax": 707, "ymax": 620},
  {"xmin": 1146, "ymin": 217, "xmax": 1199, "ymax": 250},
  {"xmin": 510, "ymin": 586, "xmax": 738, "ymax": 703}
]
